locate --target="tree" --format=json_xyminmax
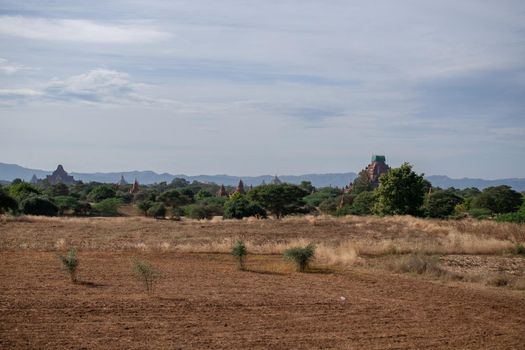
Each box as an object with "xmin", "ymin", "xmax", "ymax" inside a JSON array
[
  {"xmin": 351, "ymin": 170, "xmax": 373, "ymax": 194},
  {"xmin": 424, "ymin": 190, "xmax": 463, "ymax": 218},
  {"xmin": 350, "ymin": 191, "xmax": 377, "ymax": 215},
  {"xmin": 185, "ymin": 203, "xmax": 223, "ymax": 219},
  {"xmin": 247, "ymin": 184, "xmax": 308, "ymax": 218},
  {"xmin": 299, "ymin": 181, "xmax": 315, "ymax": 194},
  {"xmin": 88, "ymin": 185, "xmax": 116, "ymax": 202},
  {"xmin": 157, "ymin": 189, "xmax": 191, "ymax": 207},
  {"xmin": 374, "ymin": 163, "xmax": 426, "ymax": 216},
  {"xmin": 146, "ymin": 202, "xmax": 166, "ymax": 219},
  {"xmin": 171, "ymin": 178, "xmax": 190, "ymax": 188},
  {"xmin": 53, "ymin": 195, "xmax": 80, "ymax": 215},
  {"xmin": 0, "ymin": 187, "xmax": 18, "ymax": 214},
  {"xmin": 48, "ymin": 183, "xmax": 70, "ymax": 196},
  {"xmin": 92, "ymin": 198, "xmax": 121, "ymax": 216},
  {"xmin": 471, "ymin": 185, "xmax": 522, "ymax": 214},
  {"xmin": 303, "ymin": 187, "xmax": 341, "ymax": 207},
  {"xmin": 8, "ymin": 182, "xmax": 41, "ymax": 201},
  {"xmin": 20, "ymin": 196, "xmax": 58, "ymax": 216},
  {"xmin": 223, "ymin": 193, "xmax": 266, "ymax": 219},
  {"xmin": 195, "ymin": 189, "xmax": 213, "ymax": 201}
]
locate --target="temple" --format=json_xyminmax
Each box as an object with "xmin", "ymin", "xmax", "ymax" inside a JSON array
[
  {"xmin": 129, "ymin": 179, "xmax": 140, "ymax": 194},
  {"xmin": 366, "ymin": 155, "xmax": 390, "ymax": 186},
  {"xmin": 30, "ymin": 174, "xmax": 38, "ymax": 184},
  {"xmin": 117, "ymin": 175, "xmax": 128, "ymax": 186},
  {"xmin": 217, "ymin": 184, "xmax": 228, "ymax": 197},
  {"xmin": 45, "ymin": 165, "xmax": 76, "ymax": 185},
  {"xmin": 234, "ymin": 179, "xmax": 246, "ymax": 195},
  {"xmin": 271, "ymin": 175, "xmax": 282, "ymax": 185}
]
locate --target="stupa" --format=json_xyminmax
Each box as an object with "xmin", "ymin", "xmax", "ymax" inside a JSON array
[
  {"xmin": 45, "ymin": 165, "xmax": 76, "ymax": 185},
  {"xmin": 129, "ymin": 179, "xmax": 140, "ymax": 194},
  {"xmin": 217, "ymin": 184, "xmax": 228, "ymax": 197},
  {"xmin": 234, "ymin": 179, "xmax": 246, "ymax": 195}
]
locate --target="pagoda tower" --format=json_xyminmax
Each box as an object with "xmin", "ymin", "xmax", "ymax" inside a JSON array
[{"xmin": 129, "ymin": 179, "xmax": 140, "ymax": 194}]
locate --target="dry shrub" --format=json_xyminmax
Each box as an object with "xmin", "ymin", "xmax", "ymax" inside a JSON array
[
  {"xmin": 387, "ymin": 254, "xmax": 450, "ymax": 277},
  {"xmin": 315, "ymin": 241, "xmax": 359, "ymax": 266},
  {"xmin": 485, "ymin": 273, "xmax": 510, "ymax": 287}
]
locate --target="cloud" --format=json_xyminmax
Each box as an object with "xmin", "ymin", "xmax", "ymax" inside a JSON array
[
  {"xmin": 0, "ymin": 16, "xmax": 169, "ymax": 43},
  {"xmin": 0, "ymin": 68, "xmax": 165, "ymax": 106},
  {"xmin": 0, "ymin": 57, "xmax": 29, "ymax": 74}
]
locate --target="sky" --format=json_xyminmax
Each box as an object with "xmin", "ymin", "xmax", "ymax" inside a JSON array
[{"xmin": 0, "ymin": 0, "xmax": 524, "ymax": 179}]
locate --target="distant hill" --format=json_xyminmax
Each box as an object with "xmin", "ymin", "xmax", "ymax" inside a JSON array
[{"xmin": 1, "ymin": 162, "xmax": 524, "ymax": 191}]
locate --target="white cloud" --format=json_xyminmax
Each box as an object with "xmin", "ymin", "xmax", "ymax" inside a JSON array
[
  {"xmin": 0, "ymin": 68, "xmax": 167, "ymax": 106},
  {"xmin": 0, "ymin": 16, "xmax": 169, "ymax": 43},
  {"xmin": 0, "ymin": 57, "xmax": 29, "ymax": 74}
]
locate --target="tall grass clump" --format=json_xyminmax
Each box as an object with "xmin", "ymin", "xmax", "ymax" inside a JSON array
[
  {"xmin": 131, "ymin": 257, "xmax": 161, "ymax": 293},
  {"xmin": 284, "ymin": 243, "xmax": 316, "ymax": 272},
  {"xmin": 59, "ymin": 249, "xmax": 79, "ymax": 283},
  {"xmin": 231, "ymin": 240, "xmax": 247, "ymax": 270}
]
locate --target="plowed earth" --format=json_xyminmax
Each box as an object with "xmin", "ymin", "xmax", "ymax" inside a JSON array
[{"xmin": 1, "ymin": 251, "xmax": 524, "ymax": 349}]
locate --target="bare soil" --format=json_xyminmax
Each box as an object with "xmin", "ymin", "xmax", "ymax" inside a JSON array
[{"xmin": 1, "ymin": 216, "xmax": 524, "ymax": 349}]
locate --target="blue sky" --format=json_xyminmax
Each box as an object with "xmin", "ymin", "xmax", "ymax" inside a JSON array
[{"xmin": 0, "ymin": 0, "xmax": 524, "ymax": 178}]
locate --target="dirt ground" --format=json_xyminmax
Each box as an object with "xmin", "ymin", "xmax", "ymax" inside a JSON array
[{"xmin": 1, "ymin": 216, "xmax": 524, "ymax": 349}]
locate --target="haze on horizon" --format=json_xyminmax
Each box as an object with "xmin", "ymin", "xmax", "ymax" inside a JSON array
[{"xmin": 0, "ymin": 1, "xmax": 524, "ymax": 179}]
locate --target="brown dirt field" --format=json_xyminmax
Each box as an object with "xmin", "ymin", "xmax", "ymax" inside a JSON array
[
  {"xmin": 1, "ymin": 252, "xmax": 524, "ymax": 349},
  {"xmin": 1, "ymin": 216, "xmax": 524, "ymax": 349}
]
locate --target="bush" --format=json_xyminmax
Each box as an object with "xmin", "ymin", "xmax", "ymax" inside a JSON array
[
  {"xmin": 284, "ymin": 243, "xmax": 316, "ymax": 272},
  {"xmin": 87, "ymin": 185, "xmax": 116, "ymax": 202},
  {"xmin": 131, "ymin": 257, "xmax": 161, "ymax": 293},
  {"xmin": 231, "ymin": 240, "xmax": 247, "ymax": 270},
  {"xmin": 53, "ymin": 195, "xmax": 79, "ymax": 215},
  {"xmin": 92, "ymin": 198, "xmax": 121, "ymax": 216},
  {"xmin": 516, "ymin": 243, "xmax": 525, "ymax": 255},
  {"xmin": 468, "ymin": 208, "xmax": 492, "ymax": 220},
  {"xmin": 147, "ymin": 202, "xmax": 166, "ymax": 219},
  {"xmin": 58, "ymin": 249, "xmax": 79, "ymax": 283},
  {"xmin": 185, "ymin": 203, "xmax": 222, "ymax": 219},
  {"xmin": 0, "ymin": 188, "xmax": 18, "ymax": 214},
  {"xmin": 20, "ymin": 196, "xmax": 58, "ymax": 216},
  {"xmin": 391, "ymin": 255, "xmax": 446, "ymax": 276},
  {"xmin": 223, "ymin": 193, "xmax": 266, "ymax": 219}
]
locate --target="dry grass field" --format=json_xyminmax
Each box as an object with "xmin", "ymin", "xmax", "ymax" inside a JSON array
[{"xmin": 1, "ymin": 215, "xmax": 524, "ymax": 349}]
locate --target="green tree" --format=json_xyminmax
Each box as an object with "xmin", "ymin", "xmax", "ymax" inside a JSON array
[
  {"xmin": 351, "ymin": 169, "xmax": 373, "ymax": 194},
  {"xmin": 299, "ymin": 181, "xmax": 315, "ymax": 194},
  {"xmin": 146, "ymin": 202, "xmax": 166, "ymax": 219},
  {"xmin": 248, "ymin": 184, "xmax": 308, "ymax": 218},
  {"xmin": 223, "ymin": 193, "xmax": 266, "ymax": 219},
  {"xmin": 195, "ymin": 189, "xmax": 213, "ymax": 201},
  {"xmin": 303, "ymin": 187, "xmax": 341, "ymax": 207},
  {"xmin": 350, "ymin": 191, "xmax": 377, "ymax": 215},
  {"xmin": 374, "ymin": 163, "xmax": 426, "ymax": 216},
  {"xmin": 88, "ymin": 185, "xmax": 116, "ymax": 202},
  {"xmin": 0, "ymin": 187, "xmax": 18, "ymax": 214},
  {"xmin": 48, "ymin": 183, "xmax": 70, "ymax": 196},
  {"xmin": 92, "ymin": 198, "xmax": 121, "ymax": 216},
  {"xmin": 471, "ymin": 185, "xmax": 522, "ymax": 214},
  {"xmin": 53, "ymin": 195, "xmax": 80, "ymax": 215},
  {"xmin": 8, "ymin": 182, "xmax": 41, "ymax": 201},
  {"xmin": 20, "ymin": 196, "xmax": 58, "ymax": 216},
  {"xmin": 157, "ymin": 189, "xmax": 191, "ymax": 207},
  {"xmin": 425, "ymin": 190, "xmax": 463, "ymax": 218}
]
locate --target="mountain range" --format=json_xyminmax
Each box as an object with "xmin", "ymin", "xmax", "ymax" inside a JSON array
[{"xmin": 1, "ymin": 162, "xmax": 524, "ymax": 191}]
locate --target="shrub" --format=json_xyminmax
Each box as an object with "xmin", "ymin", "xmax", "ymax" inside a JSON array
[
  {"xmin": 185, "ymin": 203, "xmax": 222, "ymax": 219},
  {"xmin": 20, "ymin": 196, "xmax": 58, "ymax": 216},
  {"xmin": 131, "ymin": 257, "xmax": 161, "ymax": 293},
  {"xmin": 87, "ymin": 185, "xmax": 117, "ymax": 202},
  {"xmin": 59, "ymin": 249, "xmax": 79, "ymax": 283},
  {"xmin": 496, "ymin": 210, "xmax": 525, "ymax": 224},
  {"xmin": 468, "ymin": 208, "xmax": 492, "ymax": 220},
  {"xmin": 231, "ymin": 240, "xmax": 247, "ymax": 270},
  {"xmin": 0, "ymin": 188, "xmax": 18, "ymax": 214},
  {"xmin": 516, "ymin": 243, "xmax": 525, "ymax": 255},
  {"xmin": 92, "ymin": 198, "xmax": 121, "ymax": 216},
  {"xmin": 223, "ymin": 193, "xmax": 266, "ymax": 219},
  {"xmin": 147, "ymin": 202, "xmax": 166, "ymax": 219},
  {"xmin": 284, "ymin": 243, "xmax": 316, "ymax": 272},
  {"xmin": 391, "ymin": 255, "xmax": 446, "ymax": 276}
]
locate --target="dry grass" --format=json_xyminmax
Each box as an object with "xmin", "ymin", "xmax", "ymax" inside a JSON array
[{"xmin": 1, "ymin": 215, "xmax": 523, "ymax": 263}]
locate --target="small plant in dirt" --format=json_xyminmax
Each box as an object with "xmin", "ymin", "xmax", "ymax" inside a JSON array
[
  {"xmin": 515, "ymin": 243, "xmax": 525, "ymax": 256},
  {"xmin": 58, "ymin": 249, "xmax": 79, "ymax": 283},
  {"xmin": 231, "ymin": 240, "xmax": 247, "ymax": 270},
  {"xmin": 131, "ymin": 257, "xmax": 161, "ymax": 293},
  {"xmin": 284, "ymin": 243, "xmax": 316, "ymax": 272}
]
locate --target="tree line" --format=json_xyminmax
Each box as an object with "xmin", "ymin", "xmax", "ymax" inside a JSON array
[{"xmin": 1, "ymin": 163, "xmax": 524, "ymax": 223}]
